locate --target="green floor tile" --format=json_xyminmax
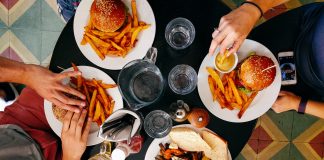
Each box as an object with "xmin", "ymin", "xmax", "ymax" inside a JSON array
[
  {"xmin": 266, "ymin": 109, "xmax": 294, "ymax": 140},
  {"xmin": 235, "ymin": 154, "xmax": 247, "ymax": 160},
  {"xmin": 270, "ymin": 143, "xmax": 291, "ymax": 160},
  {"xmin": 10, "ymin": 28, "xmax": 41, "ymax": 61},
  {"xmin": 290, "ymin": 143, "xmax": 306, "ymax": 160},
  {"xmin": 291, "ymin": 112, "xmax": 319, "ymax": 140},
  {"xmin": 230, "ymin": 0, "xmax": 244, "ymax": 6},
  {"xmin": 10, "ymin": 0, "xmax": 41, "ymax": 30},
  {"xmin": 41, "ymin": 0, "xmax": 65, "ymax": 32},
  {"xmin": 41, "ymin": 31, "xmax": 60, "ymax": 61},
  {"xmin": 0, "ymin": 28, "xmax": 7, "ymax": 37},
  {"xmin": 0, "ymin": 20, "xmax": 7, "ymax": 28}
]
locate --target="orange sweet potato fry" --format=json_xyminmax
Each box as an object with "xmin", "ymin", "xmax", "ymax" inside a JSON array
[
  {"xmin": 89, "ymin": 90, "xmax": 97, "ymax": 117},
  {"xmin": 93, "ymin": 100, "xmax": 102, "ymax": 121},
  {"xmin": 238, "ymin": 92, "xmax": 258, "ymax": 118}
]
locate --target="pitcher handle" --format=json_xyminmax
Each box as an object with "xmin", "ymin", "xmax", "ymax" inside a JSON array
[{"xmin": 144, "ymin": 47, "xmax": 158, "ymax": 64}]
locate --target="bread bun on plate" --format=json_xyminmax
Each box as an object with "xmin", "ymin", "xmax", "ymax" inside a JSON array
[
  {"xmin": 238, "ymin": 55, "xmax": 276, "ymax": 91},
  {"xmin": 169, "ymin": 127, "xmax": 211, "ymax": 152},
  {"xmin": 90, "ymin": 0, "xmax": 126, "ymax": 32},
  {"xmin": 202, "ymin": 130, "xmax": 228, "ymax": 160},
  {"xmin": 169, "ymin": 127, "xmax": 228, "ymax": 160}
]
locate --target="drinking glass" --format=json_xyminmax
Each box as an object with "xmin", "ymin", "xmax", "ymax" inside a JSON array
[
  {"xmin": 165, "ymin": 17, "xmax": 195, "ymax": 50},
  {"xmin": 144, "ymin": 110, "xmax": 172, "ymax": 138},
  {"xmin": 168, "ymin": 64, "xmax": 197, "ymax": 95}
]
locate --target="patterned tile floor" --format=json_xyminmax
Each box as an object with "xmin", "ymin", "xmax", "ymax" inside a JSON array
[{"xmin": 0, "ymin": 0, "xmax": 323, "ymax": 160}]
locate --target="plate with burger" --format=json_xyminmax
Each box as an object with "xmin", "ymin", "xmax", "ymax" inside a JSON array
[
  {"xmin": 197, "ymin": 39, "xmax": 281, "ymax": 123},
  {"xmin": 44, "ymin": 66, "xmax": 123, "ymax": 146},
  {"xmin": 74, "ymin": 0, "xmax": 156, "ymax": 70},
  {"xmin": 145, "ymin": 124, "xmax": 231, "ymax": 160}
]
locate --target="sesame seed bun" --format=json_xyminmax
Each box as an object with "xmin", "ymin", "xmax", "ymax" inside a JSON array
[
  {"xmin": 238, "ymin": 55, "xmax": 276, "ymax": 91},
  {"xmin": 52, "ymin": 105, "xmax": 67, "ymax": 122},
  {"xmin": 90, "ymin": 0, "xmax": 126, "ymax": 32}
]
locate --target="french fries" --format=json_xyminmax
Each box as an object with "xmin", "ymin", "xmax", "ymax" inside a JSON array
[
  {"xmin": 238, "ymin": 92, "xmax": 258, "ymax": 118},
  {"xmin": 81, "ymin": 0, "xmax": 150, "ymax": 60},
  {"xmin": 206, "ymin": 67, "xmax": 258, "ymax": 118},
  {"xmin": 228, "ymin": 78, "xmax": 243, "ymax": 105},
  {"xmin": 206, "ymin": 67, "xmax": 225, "ymax": 94},
  {"xmin": 208, "ymin": 75, "xmax": 217, "ymax": 101},
  {"xmin": 69, "ymin": 64, "xmax": 117, "ymax": 126}
]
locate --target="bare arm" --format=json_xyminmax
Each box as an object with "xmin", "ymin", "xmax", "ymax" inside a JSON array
[
  {"xmin": 0, "ymin": 57, "xmax": 85, "ymax": 112},
  {"xmin": 272, "ymin": 91, "xmax": 324, "ymax": 119},
  {"xmin": 304, "ymin": 100, "xmax": 324, "ymax": 119},
  {"xmin": 247, "ymin": 0, "xmax": 290, "ymax": 13},
  {"xmin": 209, "ymin": 0, "xmax": 289, "ymax": 55},
  {"xmin": 0, "ymin": 56, "xmax": 32, "ymax": 84}
]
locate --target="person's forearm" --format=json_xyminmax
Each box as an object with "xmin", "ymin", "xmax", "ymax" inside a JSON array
[
  {"xmin": 0, "ymin": 57, "xmax": 35, "ymax": 85},
  {"xmin": 247, "ymin": 0, "xmax": 290, "ymax": 13},
  {"xmin": 305, "ymin": 100, "xmax": 324, "ymax": 119}
]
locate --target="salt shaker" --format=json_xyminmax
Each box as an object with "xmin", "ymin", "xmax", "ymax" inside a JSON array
[{"xmin": 168, "ymin": 100, "xmax": 190, "ymax": 122}]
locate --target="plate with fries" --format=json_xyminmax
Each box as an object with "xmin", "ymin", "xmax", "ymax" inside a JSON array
[
  {"xmin": 197, "ymin": 39, "xmax": 281, "ymax": 123},
  {"xmin": 74, "ymin": 0, "xmax": 156, "ymax": 70},
  {"xmin": 44, "ymin": 65, "xmax": 123, "ymax": 146}
]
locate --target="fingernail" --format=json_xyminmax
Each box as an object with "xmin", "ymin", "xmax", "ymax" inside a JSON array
[
  {"xmin": 75, "ymin": 109, "xmax": 80, "ymax": 113},
  {"xmin": 81, "ymin": 102, "xmax": 86, "ymax": 106}
]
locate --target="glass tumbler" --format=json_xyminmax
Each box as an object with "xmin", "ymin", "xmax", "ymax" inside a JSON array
[
  {"xmin": 144, "ymin": 110, "xmax": 172, "ymax": 138},
  {"xmin": 168, "ymin": 64, "xmax": 198, "ymax": 95},
  {"xmin": 165, "ymin": 17, "xmax": 195, "ymax": 50}
]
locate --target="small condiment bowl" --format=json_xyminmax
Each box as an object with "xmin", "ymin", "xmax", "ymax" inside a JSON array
[{"xmin": 212, "ymin": 50, "xmax": 238, "ymax": 74}]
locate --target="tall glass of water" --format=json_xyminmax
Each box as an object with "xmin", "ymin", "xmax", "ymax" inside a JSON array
[{"xmin": 165, "ymin": 17, "xmax": 195, "ymax": 50}]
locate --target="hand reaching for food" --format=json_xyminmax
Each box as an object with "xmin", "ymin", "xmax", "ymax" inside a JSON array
[
  {"xmin": 0, "ymin": 57, "xmax": 85, "ymax": 113},
  {"xmin": 61, "ymin": 110, "xmax": 91, "ymax": 160},
  {"xmin": 272, "ymin": 91, "xmax": 300, "ymax": 113},
  {"xmin": 25, "ymin": 65, "xmax": 86, "ymax": 113},
  {"xmin": 209, "ymin": 4, "xmax": 261, "ymax": 56}
]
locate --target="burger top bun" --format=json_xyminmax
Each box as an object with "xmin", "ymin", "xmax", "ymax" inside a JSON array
[
  {"xmin": 90, "ymin": 0, "xmax": 126, "ymax": 32},
  {"xmin": 239, "ymin": 55, "xmax": 276, "ymax": 91}
]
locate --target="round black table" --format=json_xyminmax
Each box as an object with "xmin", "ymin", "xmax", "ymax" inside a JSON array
[{"xmin": 50, "ymin": 0, "xmax": 257, "ymax": 159}]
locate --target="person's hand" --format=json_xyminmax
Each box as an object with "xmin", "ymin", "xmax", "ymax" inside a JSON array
[
  {"xmin": 61, "ymin": 110, "xmax": 91, "ymax": 160},
  {"xmin": 209, "ymin": 4, "xmax": 261, "ymax": 56},
  {"xmin": 25, "ymin": 65, "xmax": 86, "ymax": 113},
  {"xmin": 272, "ymin": 91, "xmax": 301, "ymax": 113}
]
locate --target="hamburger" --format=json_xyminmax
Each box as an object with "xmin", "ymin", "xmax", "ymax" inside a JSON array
[
  {"xmin": 90, "ymin": 0, "xmax": 126, "ymax": 32},
  {"xmin": 237, "ymin": 55, "xmax": 276, "ymax": 91},
  {"xmin": 52, "ymin": 105, "xmax": 68, "ymax": 122},
  {"xmin": 52, "ymin": 94, "xmax": 81, "ymax": 122}
]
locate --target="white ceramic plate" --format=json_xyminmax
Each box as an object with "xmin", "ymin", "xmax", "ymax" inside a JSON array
[
  {"xmin": 44, "ymin": 66, "xmax": 123, "ymax": 146},
  {"xmin": 144, "ymin": 124, "xmax": 232, "ymax": 160},
  {"xmin": 73, "ymin": 0, "xmax": 156, "ymax": 70},
  {"xmin": 197, "ymin": 39, "xmax": 281, "ymax": 123}
]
